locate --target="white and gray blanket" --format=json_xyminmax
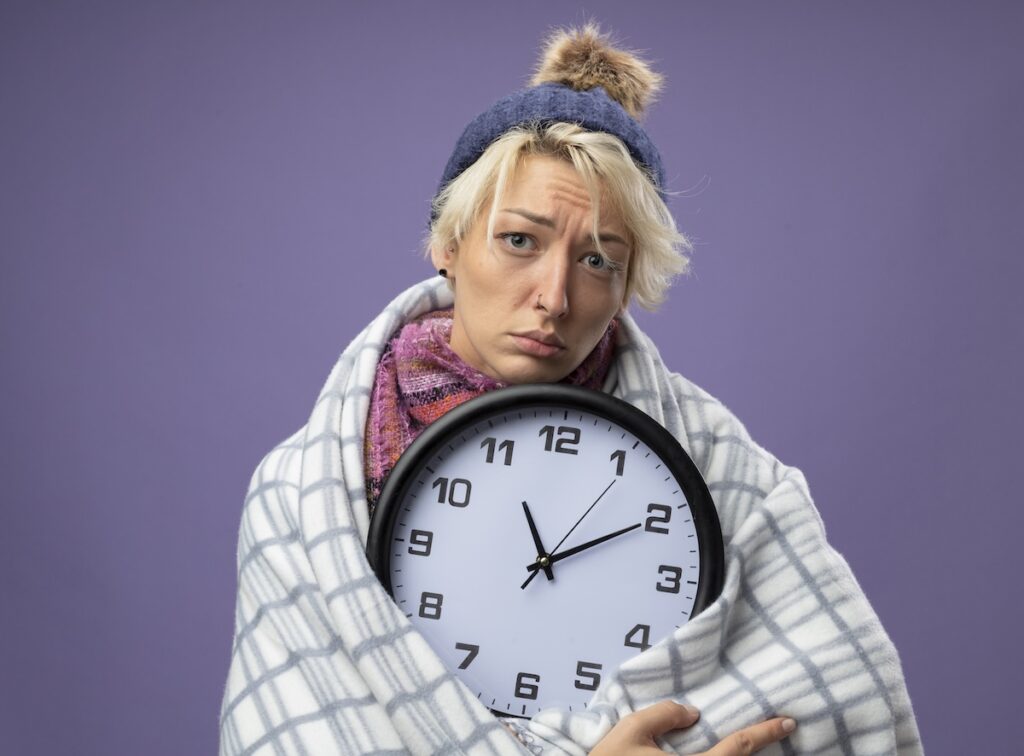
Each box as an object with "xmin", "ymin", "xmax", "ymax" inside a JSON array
[{"xmin": 219, "ymin": 278, "xmax": 922, "ymax": 755}]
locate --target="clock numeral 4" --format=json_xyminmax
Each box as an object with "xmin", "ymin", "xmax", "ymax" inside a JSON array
[
  {"xmin": 655, "ymin": 565, "xmax": 683, "ymax": 593},
  {"xmin": 408, "ymin": 529, "xmax": 433, "ymax": 556},
  {"xmin": 480, "ymin": 437, "xmax": 514, "ymax": 465},
  {"xmin": 418, "ymin": 591, "xmax": 444, "ymax": 620},
  {"xmin": 539, "ymin": 425, "xmax": 581, "ymax": 455},
  {"xmin": 574, "ymin": 661, "xmax": 603, "ymax": 691},
  {"xmin": 432, "ymin": 476, "xmax": 472, "ymax": 507},
  {"xmin": 644, "ymin": 503, "xmax": 671, "ymax": 534},
  {"xmin": 455, "ymin": 642, "xmax": 479, "ymax": 669},
  {"xmin": 624, "ymin": 623, "xmax": 652, "ymax": 652},
  {"xmin": 514, "ymin": 672, "xmax": 541, "ymax": 700}
]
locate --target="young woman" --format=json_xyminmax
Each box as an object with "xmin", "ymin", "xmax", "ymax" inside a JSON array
[{"xmin": 220, "ymin": 25, "xmax": 921, "ymax": 755}]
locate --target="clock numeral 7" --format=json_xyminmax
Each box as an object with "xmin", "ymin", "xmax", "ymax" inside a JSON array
[
  {"xmin": 539, "ymin": 425, "xmax": 580, "ymax": 455},
  {"xmin": 514, "ymin": 672, "xmax": 541, "ymax": 700},
  {"xmin": 455, "ymin": 642, "xmax": 479, "ymax": 669},
  {"xmin": 480, "ymin": 437, "xmax": 514, "ymax": 465},
  {"xmin": 574, "ymin": 661, "xmax": 603, "ymax": 691},
  {"xmin": 644, "ymin": 503, "xmax": 671, "ymax": 534},
  {"xmin": 432, "ymin": 476, "xmax": 472, "ymax": 507}
]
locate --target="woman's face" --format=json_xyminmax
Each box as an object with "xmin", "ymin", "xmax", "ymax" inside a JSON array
[{"xmin": 433, "ymin": 155, "xmax": 630, "ymax": 384}]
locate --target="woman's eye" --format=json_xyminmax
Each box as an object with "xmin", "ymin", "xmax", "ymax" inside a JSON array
[
  {"xmin": 501, "ymin": 233, "xmax": 533, "ymax": 250},
  {"xmin": 584, "ymin": 253, "xmax": 608, "ymax": 269}
]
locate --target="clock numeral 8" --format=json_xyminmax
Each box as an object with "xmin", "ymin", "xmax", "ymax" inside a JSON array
[
  {"xmin": 644, "ymin": 503, "xmax": 671, "ymax": 534},
  {"xmin": 418, "ymin": 591, "xmax": 444, "ymax": 620},
  {"xmin": 574, "ymin": 661, "xmax": 603, "ymax": 691},
  {"xmin": 514, "ymin": 672, "xmax": 541, "ymax": 700},
  {"xmin": 432, "ymin": 476, "xmax": 472, "ymax": 507}
]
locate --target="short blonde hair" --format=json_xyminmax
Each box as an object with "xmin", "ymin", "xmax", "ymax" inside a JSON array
[{"xmin": 427, "ymin": 121, "xmax": 690, "ymax": 310}]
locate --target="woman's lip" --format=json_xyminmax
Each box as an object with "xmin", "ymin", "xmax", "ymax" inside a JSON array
[{"xmin": 510, "ymin": 334, "xmax": 566, "ymax": 357}]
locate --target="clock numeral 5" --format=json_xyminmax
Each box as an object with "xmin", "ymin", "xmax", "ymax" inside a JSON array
[
  {"xmin": 624, "ymin": 623, "xmax": 652, "ymax": 652},
  {"xmin": 455, "ymin": 642, "xmax": 479, "ymax": 669},
  {"xmin": 407, "ymin": 529, "xmax": 433, "ymax": 556},
  {"xmin": 574, "ymin": 661, "xmax": 603, "ymax": 691},
  {"xmin": 655, "ymin": 565, "xmax": 683, "ymax": 593},
  {"xmin": 514, "ymin": 672, "xmax": 541, "ymax": 700},
  {"xmin": 644, "ymin": 503, "xmax": 671, "ymax": 534},
  {"xmin": 480, "ymin": 437, "xmax": 515, "ymax": 465},
  {"xmin": 539, "ymin": 425, "xmax": 581, "ymax": 455},
  {"xmin": 418, "ymin": 591, "xmax": 444, "ymax": 620},
  {"xmin": 432, "ymin": 476, "xmax": 472, "ymax": 507}
]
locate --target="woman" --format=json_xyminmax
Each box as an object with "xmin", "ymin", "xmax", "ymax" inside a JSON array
[{"xmin": 220, "ymin": 25, "xmax": 921, "ymax": 755}]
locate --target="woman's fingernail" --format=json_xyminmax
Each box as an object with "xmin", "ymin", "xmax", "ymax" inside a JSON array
[
  {"xmin": 682, "ymin": 704, "xmax": 699, "ymax": 716},
  {"xmin": 781, "ymin": 718, "xmax": 797, "ymax": 733}
]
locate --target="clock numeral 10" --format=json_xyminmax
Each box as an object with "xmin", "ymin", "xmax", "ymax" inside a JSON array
[
  {"xmin": 655, "ymin": 565, "xmax": 683, "ymax": 593},
  {"xmin": 418, "ymin": 591, "xmax": 444, "ymax": 620},
  {"xmin": 574, "ymin": 661, "xmax": 603, "ymax": 691},
  {"xmin": 514, "ymin": 672, "xmax": 541, "ymax": 700},
  {"xmin": 644, "ymin": 503, "xmax": 671, "ymax": 534},
  {"xmin": 539, "ymin": 425, "xmax": 581, "ymax": 455},
  {"xmin": 432, "ymin": 476, "xmax": 472, "ymax": 507},
  {"xmin": 480, "ymin": 437, "xmax": 514, "ymax": 465},
  {"xmin": 624, "ymin": 623, "xmax": 652, "ymax": 651},
  {"xmin": 408, "ymin": 529, "xmax": 433, "ymax": 556}
]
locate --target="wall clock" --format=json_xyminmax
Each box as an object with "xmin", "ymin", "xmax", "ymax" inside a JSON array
[{"xmin": 367, "ymin": 384, "xmax": 724, "ymax": 718}]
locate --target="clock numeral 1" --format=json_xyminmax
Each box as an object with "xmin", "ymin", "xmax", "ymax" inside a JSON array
[
  {"xmin": 514, "ymin": 672, "xmax": 540, "ymax": 700},
  {"xmin": 455, "ymin": 642, "xmax": 479, "ymax": 669},
  {"xmin": 624, "ymin": 623, "xmax": 652, "ymax": 652},
  {"xmin": 644, "ymin": 503, "xmax": 671, "ymax": 534},
  {"xmin": 655, "ymin": 565, "xmax": 683, "ymax": 593},
  {"xmin": 418, "ymin": 591, "xmax": 444, "ymax": 620},
  {"xmin": 574, "ymin": 661, "xmax": 603, "ymax": 691},
  {"xmin": 610, "ymin": 449, "xmax": 626, "ymax": 476},
  {"xmin": 408, "ymin": 529, "xmax": 433, "ymax": 556},
  {"xmin": 432, "ymin": 476, "xmax": 472, "ymax": 507},
  {"xmin": 480, "ymin": 437, "xmax": 514, "ymax": 465},
  {"xmin": 539, "ymin": 425, "xmax": 581, "ymax": 455}
]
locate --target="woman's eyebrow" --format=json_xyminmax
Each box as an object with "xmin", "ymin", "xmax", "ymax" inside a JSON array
[{"xmin": 501, "ymin": 207, "xmax": 628, "ymax": 246}]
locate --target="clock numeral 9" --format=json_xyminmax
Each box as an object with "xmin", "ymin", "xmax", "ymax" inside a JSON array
[
  {"xmin": 418, "ymin": 591, "xmax": 444, "ymax": 620},
  {"xmin": 480, "ymin": 437, "xmax": 514, "ymax": 465},
  {"xmin": 655, "ymin": 565, "xmax": 683, "ymax": 593},
  {"xmin": 514, "ymin": 672, "xmax": 541, "ymax": 700},
  {"xmin": 644, "ymin": 503, "xmax": 671, "ymax": 534},
  {"xmin": 432, "ymin": 476, "xmax": 472, "ymax": 507},
  {"xmin": 624, "ymin": 623, "xmax": 652, "ymax": 652},
  {"xmin": 610, "ymin": 449, "xmax": 626, "ymax": 476},
  {"xmin": 574, "ymin": 661, "xmax": 603, "ymax": 691},
  {"xmin": 539, "ymin": 425, "xmax": 581, "ymax": 455},
  {"xmin": 407, "ymin": 529, "xmax": 433, "ymax": 556}
]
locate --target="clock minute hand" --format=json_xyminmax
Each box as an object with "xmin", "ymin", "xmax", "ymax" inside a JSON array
[
  {"xmin": 525, "ymin": 522, "xmax": 642, "ymax": 571},
  {"xmin": 522, "ymin": 501, "xmax": 554, "ymax": 581}
]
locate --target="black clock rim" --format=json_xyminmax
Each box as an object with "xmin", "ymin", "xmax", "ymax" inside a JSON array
[{"xmin": 367, "ymin": 383, "xmax": 725, "ymax": 619}]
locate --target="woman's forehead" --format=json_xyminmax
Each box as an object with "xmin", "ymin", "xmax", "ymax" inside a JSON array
[{"xmin": 501, "ymin": 156, "xmax": 626, "ymax": 230}]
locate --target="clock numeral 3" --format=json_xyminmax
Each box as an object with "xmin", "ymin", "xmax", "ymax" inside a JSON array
[
  {"xmin": 432, "ymin": 476, "xmax": 472, "ymax": 507},
  {"xmin": 480, "ymin": 437, "xmax": 515, "ymax": 465},
  {"xmin": 539, "ymin": 425, "xmax": 581, "ymax": 455},
  {"xmin": 574, "ymin": 661, "xmax": 603, "ymax": 691},
  {"xmin": 455, "ymin": 642, "xmax": 479, "ymax": 669},
  {"xmin": 655, "ymin": 565, "xmax": 683, "ymax": 593},
  {"xmin": 418, "ymin": 591, "xmax": 444, "ymax": 620},
  {"xmin": 624, "ymin": 623, "xmax": 652, "ymax": 651},
  {"xmin": 514, "ymin": 672, "xmax": 541, "ymax": 700},
  {"xmin": 407, "ymin": 529, "xmax": 433, "ymax": 556},
  {"xmin": 644, "ymin": 503, "xmax": 671, "ymax": 534}
]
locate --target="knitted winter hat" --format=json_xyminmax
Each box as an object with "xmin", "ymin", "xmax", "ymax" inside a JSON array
[{"xmin": 434, "ymin": 24, "xmax": 667, "ymax": 211}]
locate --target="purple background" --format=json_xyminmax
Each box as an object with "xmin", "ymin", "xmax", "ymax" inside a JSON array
[{"xmin": 2, "ymin": 2, "xmax": 1021, "ymax": 754}]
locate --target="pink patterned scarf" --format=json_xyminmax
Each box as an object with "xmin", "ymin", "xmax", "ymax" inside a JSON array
[{"xmin": 364, "ymin": 309, "xmax": 618, "ymax": 511}]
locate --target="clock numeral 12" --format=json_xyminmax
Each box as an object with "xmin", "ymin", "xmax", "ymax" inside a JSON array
[
  {"xmin": 574, "ymin": 661, "xmax": 603, "ymax": 691},
  {"xmin": 624, "ymin": 623, "xmax": 652, "ymax": 652},
  {"xmin": 539, "ymin": 425, "xmax": 581, "ymax": 455},
  {"xmin": 432, "ymin": 476, "xmax": 472, "ymax": 507},
  {"xmin": 514, "ymin": 672, "xmax": 541, "ymax": 700},
  {"xmin": 418, "ymin": 591, "xmax": 444, "ymax": 620},
  {"xmin": 480, "ymin": 437, "xmax": 514, "ymax": 465}
]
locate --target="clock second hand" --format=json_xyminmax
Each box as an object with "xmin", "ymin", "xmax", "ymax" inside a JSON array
[{"xmin": 521, "ymin": 478, "xmax": 616, "ymax": 589}]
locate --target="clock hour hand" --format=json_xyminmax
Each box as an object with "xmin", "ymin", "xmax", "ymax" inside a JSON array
[
  {"xmin": 522, "ymin": 501, "xmax": 554, "ymax": 582},
  {"xmin": 524, "ymin": 522, "xmax": 642, "ymax": 573}
]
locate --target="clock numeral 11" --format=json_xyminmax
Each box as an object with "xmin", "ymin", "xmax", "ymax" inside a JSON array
[
  {"xmin": 432, "ymin": 476, "xmax": 472, "ymax": 507},
  {"xmin": 480, "ymin": 437, "xmax": 514, "ymax": 465}
]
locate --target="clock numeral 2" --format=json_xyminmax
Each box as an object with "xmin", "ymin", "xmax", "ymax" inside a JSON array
[
  {"xmin": 408, "ymin": 529, "xmax": 433, "ymax": 556},
  {"xmin": 514, "ymin": 672, "xmax": 540, "ymax": 700},
  {"xmin": 655, "ymin": 565, "xmax": 683, "ymax": 593},
  {"xmin": 574, "ymin": 661, "xmax": 603, "ymax": 691},
  {"xmin": 455, "ymin": 642, "xmax": 479, "ymax": 669},
  {"xmin": 480, "ymin": 437, "xmax": 514, "ymax": 465},
  {"xmin": 539, "ymin": 425, "xmax": 580, "ymax": 455},
  {"xmin": 624, "ymin": 623, "xmax": 652, "ymax": 651},
  {"xmin": 432, "ymin": 476, "xmax": 472, "ymax": 507},
  {"xmin": 644, "ymin": 503, "xmax": 671, "ymax": 534},
  {"xmin": 418, "ymin": 591, "xmax": 444, "ymax": 620}
]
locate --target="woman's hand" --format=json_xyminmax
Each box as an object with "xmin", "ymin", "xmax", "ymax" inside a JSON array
[{"xmin": 589, "ymin": 700, "xmax": 796, "ymax": 755}]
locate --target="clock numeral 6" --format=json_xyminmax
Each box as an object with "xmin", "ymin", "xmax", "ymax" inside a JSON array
[
  {"xmin": 539, "ymin": 425, "xmax": 581, "ymax": 455},
  {"xmin": 432, "ymin": 476, "xmax": 472, "ymax": 507},
  {"xmin": 574, "ymin": 661, "xmax": 603, "ymax": 691},
  {"xmin": 408, "ymin": 529, "xmax": 433, "ymax": 556},
  {"xmin": 418, "ymin": 591, "xmax": 444, "ymax": 620},
  {"xmin": 644, "ymin": 503, "xmax": 671, "ymax": 534},
  {"xmin": 455, "ymin": 642, "xmax": 479, "ymax": 669},
  {"xmin": 624, "ymin": 623, "xmax": 652, "ymax": 652},
  {"xmin": 480, "ymin": 437, "xmax": 514, "ymax": 465},
  {"xmin": 655, "ymin": 565, "xmax": 683, "ymax": 593},
  {"xmin": 514, "ymin": 672, "xmax": 541, "ymax": 700}
]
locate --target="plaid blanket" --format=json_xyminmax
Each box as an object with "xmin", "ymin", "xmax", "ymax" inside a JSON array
[{"xmin": 219, "ymin": 277, "xmax": 922, "ymax": 755}]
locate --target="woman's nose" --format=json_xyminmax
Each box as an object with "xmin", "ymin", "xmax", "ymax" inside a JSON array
[{"xmin": 534, "ymin": 254, "xmax": 570, "ymax": 318}]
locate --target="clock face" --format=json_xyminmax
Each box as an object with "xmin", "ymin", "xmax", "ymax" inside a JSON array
[{"xmin": 367, "ymin": 385, "xmax": 722, "ymax": 718}]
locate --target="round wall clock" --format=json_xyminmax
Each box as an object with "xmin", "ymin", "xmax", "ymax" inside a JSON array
[{"xmin": 367, "ymin": 384, "xmax": 724, "ymax": 718}]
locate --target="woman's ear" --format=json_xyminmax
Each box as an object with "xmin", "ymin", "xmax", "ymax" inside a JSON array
[{"xmin": 430, "ymin": 242, "xmax": 456, "ymax": 273}]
